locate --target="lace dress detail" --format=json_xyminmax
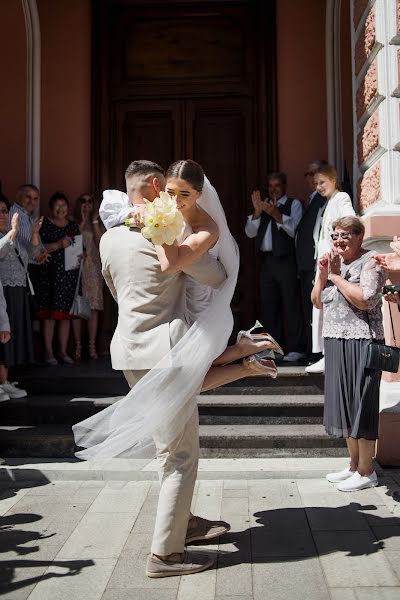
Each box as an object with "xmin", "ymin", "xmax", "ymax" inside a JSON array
[
  {"xmin": 81, "ymin": 229, "xmax": 104, "ymax": 310},
  {"xmin": 321, "ymin": 251, "xmax": 385, "ymax": 340},
  {"xmin": 0, "ymin": 232, "xmax": 39, "ymax": 287}
]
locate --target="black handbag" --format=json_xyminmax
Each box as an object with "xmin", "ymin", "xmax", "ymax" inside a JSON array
[{"xmin": 365, "ymin": 304, "xmax": 400, "ymax": 373}]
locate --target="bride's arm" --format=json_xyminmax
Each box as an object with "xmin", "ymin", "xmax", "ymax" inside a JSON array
[{"xmin": 156, "ymin": 227, "xmax": 218, "ymax": 274}]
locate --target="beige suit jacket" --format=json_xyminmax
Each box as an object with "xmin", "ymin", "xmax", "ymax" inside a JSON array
[{"xmin": 100, "ymin": 225, "xmax": 226, "ymax": 370}]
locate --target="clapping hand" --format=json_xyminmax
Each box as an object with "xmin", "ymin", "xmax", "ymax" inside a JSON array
[
  {"xmin": 0, "ymin": 331, "xmax": 11, "ymax": 344},
  {"xmin": 328, "ymin": 249, "xmax": 341, "ymax": 276},
  {"xmin": 251, "ymin": 190, "xmax": 264, "ymax": 219},
  {"xmin": 11, "ymin": 213, "xmax": 19, "ymax": 233},
  {"xmin": 390, "ymin": 235, "xmax": 400, "ymax": 257},
  {"xmin": 318, "ymin": 253, "xmax": 330, "ymax": 280},
  {"xmin": 31, "ymin": 216, "xmax": 43, "ymax": 235}
]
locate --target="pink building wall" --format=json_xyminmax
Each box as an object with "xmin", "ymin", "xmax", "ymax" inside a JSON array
[
  {"xmin": 38, "ymin": 0, "xmax": 92, "ymax": 209},
  {"xmin": 0, "ymin": 2, "xmax": 26, "ymax": 201},
  {"xmin": 276, "ymin": 0, "xmax": 329, "ymax": 201}
]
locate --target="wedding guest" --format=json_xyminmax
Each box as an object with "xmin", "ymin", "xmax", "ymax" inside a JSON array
[
  {"xmin": 0, "ymin": 279, "xmax": 11, "ymax": 402},
  {"xmin": 311, "ymin": 216, "xmax": 384, "ymax": 491},
  {"xmin": 9, "ymin": 184, "xmax": 49, "ymax": 262},
  {"xmin": 35, "ymin": 192, "xmax": 80, "ymax": 365},
  {"xmin": 306, "ymin": 164, "xmax": 355, "ymax": 374},
  {"xmin": 245, "ymin": 172, "xmax": 306, "ymax": 362},
  {"xmin": 0, "ymin": 197, "xmax": 42, "ymax": 398},
  {"xmin": 71, "ymin": 194, "xmax": 104, "ymax": 360},
  {"xmin": 296, "ymin": 159, "xmax": 328, "ymax": 356}
]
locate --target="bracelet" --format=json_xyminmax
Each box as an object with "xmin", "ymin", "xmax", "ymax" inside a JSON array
[{"xmin": 92, "ymin": 220, "xmax": 99, "ymax": 224}]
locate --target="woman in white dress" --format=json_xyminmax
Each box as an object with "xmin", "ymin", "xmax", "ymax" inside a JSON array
[{"xmin": 307, "ymin": 164, "xmax": 355, "ymax": 374}]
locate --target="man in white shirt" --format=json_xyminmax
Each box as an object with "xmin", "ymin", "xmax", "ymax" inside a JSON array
[{"xmin": 245, "ymin": 172, "xmax": 305, "ymax": 362}]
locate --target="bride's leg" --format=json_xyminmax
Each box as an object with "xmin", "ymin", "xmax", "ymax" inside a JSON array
[
  {"xmin": 212, "ymin": 338, "xmax": 274, "ymax": 367},
  {"xmin": 202, "ymin": 364, "xmax": 251, "ymax": 392},
  {"xmin": 202, "ymin": 357, "xmax": 276, "ymax": 392}
]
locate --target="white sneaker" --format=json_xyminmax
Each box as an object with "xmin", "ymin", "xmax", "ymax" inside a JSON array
[
  {"xmin": 336, "ymin": 471, "xmax": 378, "ymax": 492},
  {"xmin": 282, "ymin": 352, "xmax": 306, "ymax": 362},
  {"xmin": 326, "ymin": 467, "xmax": 355, "ymax": 483},
  {"xmin": 0, "ymin": 386, "xmax": 10, "ymax": 402},
  {"xmin": 305, "ymin": 357, "xmax": 325, "ymax": 374},
  {"xmin": 1, "ymin": 381, "xmax": 28, "ymax": 399}
]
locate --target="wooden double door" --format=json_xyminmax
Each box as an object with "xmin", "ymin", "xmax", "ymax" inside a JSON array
[{"xmin": 94, "ymin": 0, "xmax": 277, "ymax": 333}]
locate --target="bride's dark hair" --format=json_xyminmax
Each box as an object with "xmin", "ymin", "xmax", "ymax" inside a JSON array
[{"xmin": 166, "ymin": 159, "xmax": 204, "ymax": 192}]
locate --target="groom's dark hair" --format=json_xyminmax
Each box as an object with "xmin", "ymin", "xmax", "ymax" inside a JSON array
[{"xmin": 125, "ymin": 160, "xmax": 164, "ymax": 180}]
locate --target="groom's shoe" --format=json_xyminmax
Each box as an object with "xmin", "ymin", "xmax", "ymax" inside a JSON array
[
  {"xmin": 146, "ymin": 551, "xmax": 215, "ymax": 578},
  {"xmin": 185, "ymin": 516, "xmax": 231, "ymax": 544}
]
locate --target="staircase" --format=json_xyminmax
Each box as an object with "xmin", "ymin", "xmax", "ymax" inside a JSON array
[{"xmin": 0, "ymin": 359, "xmax": 346, "ymax": 458}]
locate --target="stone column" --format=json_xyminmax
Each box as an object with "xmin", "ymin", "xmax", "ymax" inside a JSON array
[{"xmin": 351, "ymin": 0, "xmax": 400, "ymax": 464}]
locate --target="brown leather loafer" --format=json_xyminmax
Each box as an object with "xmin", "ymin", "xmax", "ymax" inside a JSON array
[
  {"xmin": 146, "ymin": 550, "xmax": 215, "ymax": 578},
  {"xmin": 185, "ymin": 516, "xmax": 231, "ymax": 544}
]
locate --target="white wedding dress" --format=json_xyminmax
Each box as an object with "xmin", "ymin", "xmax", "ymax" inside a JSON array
[{"xmin": 73, "ymin": 178, "xmax": 239, "ymax": 459}]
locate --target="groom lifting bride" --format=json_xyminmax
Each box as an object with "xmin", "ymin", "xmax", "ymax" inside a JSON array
[{"xmin": 73, "ymin": 159, "xmax": 280, "ymax": 577}]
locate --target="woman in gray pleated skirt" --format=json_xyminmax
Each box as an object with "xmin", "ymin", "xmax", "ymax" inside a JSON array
[{"xmin": 311, "ymin": 216, "xmax": 385, "ymax": 492}]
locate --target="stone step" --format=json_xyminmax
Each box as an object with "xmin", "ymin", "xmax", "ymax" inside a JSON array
[
  {"xmin": 0, "ymin": 423, "xmax": 346, "ymax": 459},
  {"xmin": 0, "ymin": 394, "xmax": 325, "ymax": 426},
  {"xmin": 12, "ymin": 361, "xmax": 324, "ymax": 396}
]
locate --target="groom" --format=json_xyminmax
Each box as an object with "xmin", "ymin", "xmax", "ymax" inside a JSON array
[{"xmin": 100, "ymin": 160, "xmax": 230, "ymax": 577}]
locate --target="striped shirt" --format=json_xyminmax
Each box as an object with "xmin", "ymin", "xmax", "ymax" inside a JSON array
[{"xmin": 9, "ymin": 202, "xmax": 45, "ymax": 256}]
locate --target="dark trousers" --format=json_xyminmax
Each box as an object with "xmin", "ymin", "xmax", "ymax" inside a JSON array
[
  {"xmin": 259, "ymin": 254, "xmax": 305, "ymax": 354},
  {"xmin": 298, "ymin": 269, "xmax": 315, "ymax": 355}
]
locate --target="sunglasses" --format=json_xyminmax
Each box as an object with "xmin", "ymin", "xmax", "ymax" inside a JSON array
[
  {"xmin": 0, "ymin": 209, "xmax": 8, "ymax": 215},
  {"xmin": 304, "ymin": 171, "xmax": 317, "ymax": 177},
  {"xmin": 331, "ymin": 232, "xmax": 352, "ymax": 241}
]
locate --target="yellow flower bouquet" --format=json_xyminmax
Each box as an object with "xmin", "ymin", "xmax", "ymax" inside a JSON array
[{"xmin": 125, "ymin": 191, "xmax": 184, "ymax": 246}]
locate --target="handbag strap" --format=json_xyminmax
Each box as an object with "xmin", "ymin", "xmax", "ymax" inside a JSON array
[
  {"xmin": 13, "ymin": 245, "xmax": 35, "ymax": 294},
  {"xmin": 74, "ymin": 261, "xmax": 83, "ymax": 297}
]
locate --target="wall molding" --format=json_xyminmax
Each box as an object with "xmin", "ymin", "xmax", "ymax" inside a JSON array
[{"xmin": 21, "ymin": 0, "xmax": 40, "ymax": 188}]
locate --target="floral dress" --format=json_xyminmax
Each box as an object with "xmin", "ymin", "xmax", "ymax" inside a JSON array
[
  {"xmin": 81, "ymin": 228, "xmax": 104, "ymax": 311},
  {"xmin": 36, "ymin": 218, "xmax": 80, "ymax": 319}
]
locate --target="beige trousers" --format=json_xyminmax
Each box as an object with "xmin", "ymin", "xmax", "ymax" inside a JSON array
[{"xmin": 124, "ymin": 369, "xmax": 199, "ymax": 555}]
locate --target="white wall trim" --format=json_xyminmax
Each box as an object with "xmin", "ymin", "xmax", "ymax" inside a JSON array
[
  {"xmin": 21, "ymin": 0, "xmax": 41, "ymax": 188},
  {"xmin": 326, "ymin": 0, "xmax": 344, "ymax": 177}
]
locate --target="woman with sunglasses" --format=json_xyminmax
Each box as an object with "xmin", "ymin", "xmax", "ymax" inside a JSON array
[
  {"xmin": 306, "ymin": 164, "xmax": 355, "ymax": 374},
  {"xmin": 311, "ymin": 216, "xmax": 385, "ymax": 491}
]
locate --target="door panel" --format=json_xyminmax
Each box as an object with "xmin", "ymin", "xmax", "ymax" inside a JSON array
[
  {"xmin": 186, "ymin": 98, "xmax": 257, "ymax": 329},
  {"xmin": 113, "ymin": 100, "xmax": 184, "ymax": 188}
]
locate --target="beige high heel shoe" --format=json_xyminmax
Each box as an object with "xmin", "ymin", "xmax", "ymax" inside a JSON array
[
  {"xmin": 237, "ymin": 321, "xmax": 284, "ymax": 356},
  {"xmin": 243, "ymin": 354, "xmax": 278, "ymax": 379}
]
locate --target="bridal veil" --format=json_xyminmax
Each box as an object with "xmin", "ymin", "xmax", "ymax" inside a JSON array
[{"xmin": 73, "ymin": 177, "xmax": 239, "ymax": 459}]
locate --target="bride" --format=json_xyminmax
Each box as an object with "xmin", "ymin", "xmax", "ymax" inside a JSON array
[{"xmin": 73, "ymin": 159, "xmax": 280, "ymax": 460}]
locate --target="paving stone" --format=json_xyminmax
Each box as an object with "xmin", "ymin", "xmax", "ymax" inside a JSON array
[
  {"xmin": 223, "ymin": 480, "xmax": 248, "ymax": 490},
  {"xmin": 329, "ymin": 590, "xmax": 357, "ymax": 600},
  {"xmin": 57, "ymin": 513, "xmax": 136, "ymax": 559},
  {"xmin": 314, "ymin": 530, "xmax": 399, "ymax": 587},
  {"xmin": 25, "ymin": 482, "xmax": 82, "ymax": 496},
  {"xmin": 252, "ymin": 557, "xmax": 330, "ymax": 600},
  {"xmin": 305, "ymin": 504, "xmax": 370, "ymax": 531},
  {"xmin": 250, "ymin": 508, "xmax": 316, "ymax": 559},
  {"xmin": 371, "ymin": 525, "xmax": 400, "ymax": 551},
  {"xmin": 88, "ymin": 481, "xmax": 150, "ymax": 514},
  {"xmin": 354, "ymin": 589, "xmax": 400, "ymax": 599},
  {"xmin": 0, "ymin": 487, "xmax": 30, "ymax": 516},
  {"xmin": 177, "ymin": 565, "xmax": 216, "ymax": 599},
  {"xmin": 357, "ymin": 503, "xmax": 400, "ymax": 527},
  {"xmin": 27, "ymin": 558, "xmax": 116, "ymax": 600},
  {"xmin": 102, "ymin": 590, "xmax": 178, "ymax": 600},
  {"xmin": 248, "ymin": 480, "xmax": 301, "ymax": 511},
  {"xmin": 385, "ymin": 551, "xmax": 400, "ymax": 579},
  {"xmin": 222, "ymin": 489, "xmax": 249, "ymax": 498},
  {"xmin": 106, "ymin": 553, "xmax": 180, "ymax": 590}
]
